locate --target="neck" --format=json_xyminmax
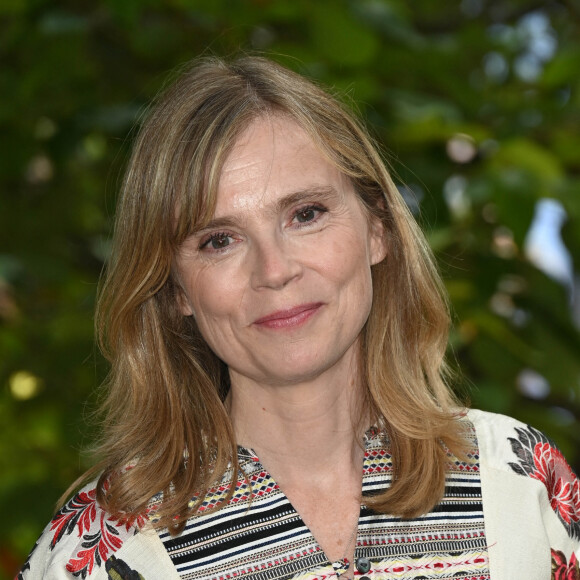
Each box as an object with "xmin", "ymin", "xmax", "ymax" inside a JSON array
[
  {"xmin": 227, "ymin": 355, "xmax": 367, "ymax": 483},
  {"xmin": 227, "ymin": 353, "xmax": 368, "ymax": 566}
]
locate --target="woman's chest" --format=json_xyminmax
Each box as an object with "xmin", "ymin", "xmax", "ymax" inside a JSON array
[{"xmin": 158, "ymin": 439, "xmax": 490, "ymax": 580}]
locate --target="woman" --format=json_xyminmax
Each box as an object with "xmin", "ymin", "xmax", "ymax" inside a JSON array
[{"xmin": 19, "ymin": 56, "xmax": 579, "ymax": 580}]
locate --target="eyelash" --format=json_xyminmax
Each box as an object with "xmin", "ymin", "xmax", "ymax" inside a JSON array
[
  {"xmin": 198, "ymin": 203, "xmax": 328, "ymax": 252},
  {"xmin": 291, "ymin": 204, "xmax": 327, "ymax": 226},
  {"xmin": 199, "ymin": 231, "xmax": 234, "ymax": 251}
]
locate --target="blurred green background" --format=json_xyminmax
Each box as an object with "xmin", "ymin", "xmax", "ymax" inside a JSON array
[{"xmin": 1, "ymin": 0, "xmax": 580, "ymax": 575}]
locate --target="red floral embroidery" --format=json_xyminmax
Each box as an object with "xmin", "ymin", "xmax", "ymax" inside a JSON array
[
  {"xmin": 508, "ymin": 425, "xmax": 580, "ymax": 540},
  {"xmin": 532, "ymin": 443, "xmax": 580, "ymax": 527},
  {"xmin": 551, "ymin": 549, "xmax": 580, "ymax": 580},
  {"xmin": 48, "ymin": 485, "xmax": 141, "ymax": 578}
]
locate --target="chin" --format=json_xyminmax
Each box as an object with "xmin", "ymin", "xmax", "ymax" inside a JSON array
[{"xmin": 256, "ymin": 354, "xmax": 345, "ymax": 386}]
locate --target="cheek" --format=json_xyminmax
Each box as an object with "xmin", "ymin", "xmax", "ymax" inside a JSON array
[
  {"xmin": 189, "ymin": 272, "xmax": 240, "ymax": 324},
  {"xmin": 325, "ymin": 234, "xmax": 375, "ymax": 326},
  {"xmin": 323, "ymin": 230, "xmax": 374, "ymax": 287},
  {"xmin": 185, "ymin": 271, "xmax": 253, "ymax": 364}
]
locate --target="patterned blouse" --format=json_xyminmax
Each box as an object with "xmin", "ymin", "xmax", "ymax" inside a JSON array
[{"xmin": 17, "ymin": 410, "xmax": 580, "ymax": 580}]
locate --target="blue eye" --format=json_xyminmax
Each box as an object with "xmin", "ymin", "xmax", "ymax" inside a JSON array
[
  {"xmin": 293, "ymin": 205, "xmax": 326, "ymax": 225},
  {"xmin": 296, "ymin": 208, "xmax": 316, "ymax": 223},
  {"xmin": 200, "ymin": 232, "xmax": 233, "ymax": 251}
]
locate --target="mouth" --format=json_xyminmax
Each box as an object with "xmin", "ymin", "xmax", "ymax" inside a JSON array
[{"xmin": 253, "ymin": 303, "xmax": 324, "ymax": 329}]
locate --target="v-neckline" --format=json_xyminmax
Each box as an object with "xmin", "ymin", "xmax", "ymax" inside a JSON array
[{"xmin": 235, "ymin": 428, "xmax": 381, "ymax": 575}]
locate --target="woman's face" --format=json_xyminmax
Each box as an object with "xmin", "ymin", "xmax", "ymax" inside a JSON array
[{"xmin": 175, "ymin": 115, "xmax": 386, "ymax": 388}]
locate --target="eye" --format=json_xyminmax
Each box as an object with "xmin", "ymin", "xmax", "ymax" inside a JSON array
[
  {"xmin": 199, "ymin": 232, "xmax": 234, "ymax": 251},
  {"xmin": 292, "ymin": 204, "xmax": 327, "ymax": 225}
]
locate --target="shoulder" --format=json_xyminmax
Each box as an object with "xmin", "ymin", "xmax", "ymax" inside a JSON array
[
  {"xmin": 17, "ymin": 480, "xmax": 151, "ymax": 580},
  {"xmin": 466, "ymin": 407, "xmax": 540, "ymax": 462},
  {"xmin": 466, "ymin": 408, "xmax": 574, "ymax": 480},
  {"xmin": 466, "ymin": 408, "xmax": 580, "ymax": 542}
]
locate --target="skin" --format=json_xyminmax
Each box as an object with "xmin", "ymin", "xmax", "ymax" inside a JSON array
[{"xmin": 175, "ymin": 114, "xmax": 387, "ymax": 567}]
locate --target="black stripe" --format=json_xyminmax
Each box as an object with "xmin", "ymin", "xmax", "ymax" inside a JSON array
[{"xmin": 169, "ymin": 513, "xmax": 305, "ymax": 565}]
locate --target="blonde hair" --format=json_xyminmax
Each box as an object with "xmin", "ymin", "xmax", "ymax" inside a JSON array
[{"xmin": 82, "ymin": 56, "xmax": 466, "ymax": 532}]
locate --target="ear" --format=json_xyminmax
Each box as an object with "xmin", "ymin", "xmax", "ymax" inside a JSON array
[
  {"xmin": 368, "ymin": 214, "xmax": 388, "ymax": 266},
  {"xmin": 174, "ymin": 277, "xmax": 195, "ymax": 317},
  {"xmin": 177, "ymin": 291, "xmax": 194, "ymax": 317}
]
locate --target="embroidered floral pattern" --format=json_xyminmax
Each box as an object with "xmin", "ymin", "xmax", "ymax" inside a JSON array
[
  {"xmin": 551, "ymin": 549, "xmax": 580, "ymax": 580},
  {"xmin": 48, "ymin": 485, "xmax": 142, "ymax": 578},
  {"xmin": 508, "ymin": 425, "xmax": 580, "ymax": 540},
  {"xmin": 105, "ymin": 555, "xmax": 146, "ymax": 580}
]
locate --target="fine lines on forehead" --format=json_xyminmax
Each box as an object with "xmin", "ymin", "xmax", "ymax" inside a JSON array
[{"xmin": 193, "ymin": 185, "xmax": 342, "ymax": 234}]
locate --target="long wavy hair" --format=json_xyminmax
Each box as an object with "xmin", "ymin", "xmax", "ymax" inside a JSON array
[{"xmin": 77, "ymin": 56, "xmax": 467, "ymax": 533}]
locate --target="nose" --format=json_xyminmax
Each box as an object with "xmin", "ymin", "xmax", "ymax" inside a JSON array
[{"xmin": 250, "ymin": 236, "xmax": 302, "ymax": 291}]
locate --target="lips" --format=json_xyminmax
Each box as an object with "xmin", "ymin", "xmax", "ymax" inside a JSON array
[{"xmin": 253, "ymin": 303, "xmax": 324, "ymax": 329}]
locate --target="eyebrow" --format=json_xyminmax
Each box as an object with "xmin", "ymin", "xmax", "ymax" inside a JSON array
[{"xmin": 192, "ymin": 185, "xmax": 340, "ymax": 234}]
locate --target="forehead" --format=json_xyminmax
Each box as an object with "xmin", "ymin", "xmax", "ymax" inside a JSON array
[{"xmin": 214, "ymin": 115, "xmax": 351, "ymax": 215}]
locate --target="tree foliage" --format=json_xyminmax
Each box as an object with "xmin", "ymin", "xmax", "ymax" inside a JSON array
[{"xmin": 1, "ymin": 0, "xmax": 579, "ymax": 575}]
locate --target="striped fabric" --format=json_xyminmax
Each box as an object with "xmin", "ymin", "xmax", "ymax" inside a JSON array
[{"xmin": 157, "ymin": 423, "xmax": 490, "ymax": 580}]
